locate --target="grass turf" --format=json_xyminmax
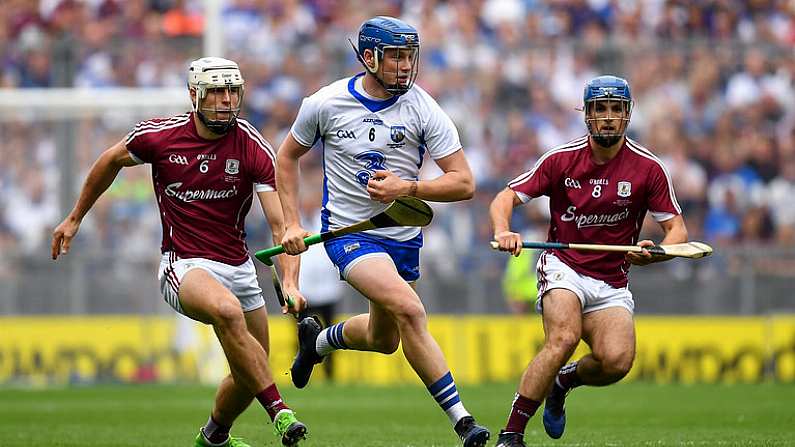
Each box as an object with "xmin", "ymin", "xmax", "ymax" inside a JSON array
[{"xmin": 0, "ymin": 382, "xmax": 793, "ymax": 446}]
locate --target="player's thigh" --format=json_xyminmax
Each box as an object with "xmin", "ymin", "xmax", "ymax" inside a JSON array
[
  {"xmin": 179, "ymin": 268, "xmax": 241, "ymax": 325},
  {"xmin": 346, "ymin": 256, "xmax": 424, "ymax": 319},
  {"xmin": 243, "ymin": 306, "xmax": 270, "ymax": 353},
  {"xmin": 541, "ymin": 288, "xmax": 584, "ymax": 345},
  {"xmin": 582, "ymin": 307, "xmax": 635, "ymax": 362}
]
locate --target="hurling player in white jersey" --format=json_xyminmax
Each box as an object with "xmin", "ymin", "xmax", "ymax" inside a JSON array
[
  {"xmin": 489, "ymin": 76, "xmax": 688, "ymax": 447},
  {"xmin": 51, "ymin": 58, "xmax": 308, "ymax": 447},
  {"xmin": 276, "ymin": 16, "xmax": 490, "ymax": 447}
]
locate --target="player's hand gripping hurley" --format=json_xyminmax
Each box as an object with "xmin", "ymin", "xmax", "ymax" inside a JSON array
[
  {"xmin": 256, "ymin": 197, "xmax": 434, "ymax": 312},
  {"xmin": 490, "ymin": 240, "xmax": 713, "ymax": 259}
]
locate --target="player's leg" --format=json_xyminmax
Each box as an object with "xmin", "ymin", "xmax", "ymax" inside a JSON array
[
  {"xmin": 497, "ymin": 288, "xmax": 581, "ymax": 447},
  {"xmin": 180, "ymin": 272, "xmax": 304, "ymax": 446},
  {"xmin": 578, "ymin": 307, "xmax": 636, "ymax": 385},
  {"xmin": 542, "ymin": 291, "xmax": 634, "ymax": 440},
  {"xmin": 179, "ymin": 269, "xmax": 273, "ymax": 396},
  {"xmin": 203, "ymin": 307, "xmax": 271, "ymax": 440},
  {"xmin": 291, "ymin": 238, "xmax": 402, "ymax": 388},
  {"xmin": 345, "ymin": 258, "xmax": 443, "ymax": 378},
  {"xmin": 328, "ymin": 296, "xmax": 400, "ymax": 352},
  {"xmin": 521, "ymin": 289, "xmax": 583, "ymax": 399},
  {"xmin": 197, "ymin": 375, "xmax": 250, "ymax": 446},
  {"xmin": 292, "ymin": 294, "xmax": 400, "ymax": 389},
  {"xmin": 241, "ymin": 307, "xmax": 307, "ymax": 445},
  {"xmin": 345, "ymin": 258, "xmax": 490, "ymax": 446}
]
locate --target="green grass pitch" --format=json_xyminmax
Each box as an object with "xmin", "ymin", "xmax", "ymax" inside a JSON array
[{"xmin": 1, "ymin": 382, "xmax": 793, "ymax": 446}]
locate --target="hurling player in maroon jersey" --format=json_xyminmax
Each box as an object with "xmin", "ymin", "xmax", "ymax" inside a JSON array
[
  {"xmin": 489, "ymin": 76, "xmax": 689, "ymax": 447},
  {"xmin": 51, "ymin": 57, "xmax": 308, "ymax": 447}
]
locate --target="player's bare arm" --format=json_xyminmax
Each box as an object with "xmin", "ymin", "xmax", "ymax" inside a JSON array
[
  {"xmin": 276, "ymin": 132, "xmax": 314, "ymax": 255},
  {"xmin": 258, "ymin": 190, "xmax": 306, "ymax": 314},
  {"xmin": 51, "ymin": 140, "xmax": 138, "ymax": 260},
  {"xmin": 489, "ymin": 187, "xmax": 524, "ymax": 256},
  {"xmin": 367, "ymin": 149, "xmax": 474, "ymax": 203},
  {"xmin": 627, "ymin": 215, "xmax": 688, "ymax": 266}
]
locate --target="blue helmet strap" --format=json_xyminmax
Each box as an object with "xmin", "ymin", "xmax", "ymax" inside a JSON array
[
  {"xmin": 585, "ymin": 97, "xmax": 632, "ymax": 148},
  {"xmin": 349, "ymin": 38, "xmax": 375, "ymax": 73}
]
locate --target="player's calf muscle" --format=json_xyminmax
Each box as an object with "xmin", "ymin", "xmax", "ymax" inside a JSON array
[{"xmin": 368, "ymin": 332, "xmax": 400, "ymax": 354}]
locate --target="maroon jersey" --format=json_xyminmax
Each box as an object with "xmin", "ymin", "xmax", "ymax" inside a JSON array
[
  {"xmin": 509, "ymin": 135, "xmax": 681, "ymax": 287},
  {"xmin": 125, "ymin": 113, "xmax": 276, "ymax": 265}
]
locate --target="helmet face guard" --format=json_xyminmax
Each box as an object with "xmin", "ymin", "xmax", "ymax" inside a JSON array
[
  {"xmin": 583, "ymin": 75, "xmax": 633, "ymax": 148},
  {"xmin": 188, "ymin": 58, "xmax": 245, "ymax": 135},
  {"xmin": 366, "ymin": 44, "xmax": 420, "ymax": 95},
  {"xmin": 585, "ymin": 97, "xmax": 632, "ymax": 148},
  {"xmin": 353, "ymin": 16, "xmax": 420, "ymax": 96},
  {"xmin": 195, "ymin": 84, "xmax": 244, "ymax": 135}
]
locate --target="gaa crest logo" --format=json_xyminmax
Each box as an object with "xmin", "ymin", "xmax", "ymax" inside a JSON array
[
  {"xmin": 390, "ymin": 126, "xmax": 406, "ymax": 143},
  {"xmin": 225, "ymin": 159, "xmax": 240, "ymax": 175},
  {"xmin": 617, "ymin": 181, "xmax": 632, "ymax": 198}
]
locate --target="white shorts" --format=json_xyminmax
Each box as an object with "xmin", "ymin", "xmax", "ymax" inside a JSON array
[
  {"xmin": 158, "ymin": 252, "xmax": 265, "ymax": 316},
  {"xmin": 536, "ymin": 252, "xmax": 634, "ymax": 315}
]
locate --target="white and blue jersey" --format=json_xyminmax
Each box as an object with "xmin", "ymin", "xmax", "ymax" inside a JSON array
[{"xmin": 290, "ymin": 73, "xmax": 462, "ymax": 242}]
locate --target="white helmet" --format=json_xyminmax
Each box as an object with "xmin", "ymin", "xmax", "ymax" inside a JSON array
[{"xmin": 187, "ymin": 57, "xmax": 245, "ymax": 134}]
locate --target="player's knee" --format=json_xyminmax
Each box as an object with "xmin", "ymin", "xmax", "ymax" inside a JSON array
[
  {"xmin": 391, "ymin": 300, "xmax": 427, "ymax": 329},
  {"xmin": 212, "ymin": 298, "xmax": 244, "ymax": 328},
  {"xmin": 601, "ymin": 351, "xmax": 634, "ymax": 380},
  {"xmin": 546, "ymin": 331, "xmax": 580, "ymax": 357}
]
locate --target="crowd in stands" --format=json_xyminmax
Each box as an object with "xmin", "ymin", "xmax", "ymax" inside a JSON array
[{"xmin": 2, "ymin": 0, "xmax": 795, "ymax": 269}]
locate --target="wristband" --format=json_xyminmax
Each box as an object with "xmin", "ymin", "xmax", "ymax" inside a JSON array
[{"xmin": 409, "ymin": 180, "xmax": 418, "ymax": 197}]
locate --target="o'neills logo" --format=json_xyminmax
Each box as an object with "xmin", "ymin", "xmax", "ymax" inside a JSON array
[
  {"xmin": 561, "ymin": 205, "xmax": 630, "ymax": 228},
  {"xmin": 165, "ymin": 182, "xmax": 237, "ymax": 202}
]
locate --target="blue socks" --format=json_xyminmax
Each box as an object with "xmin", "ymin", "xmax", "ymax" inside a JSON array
[{"xmin": 427, "ymin": 371, "xmax": 470, "ymax": 425}]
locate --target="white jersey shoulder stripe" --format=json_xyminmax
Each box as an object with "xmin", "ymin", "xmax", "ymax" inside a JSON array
[
  {"xmin": 625, "ymin": 138, "xmax": 682, "ymax": 214},
  {"xmin": 125, "ymin": 117, "xmax": 191, "ymax": 144},
  {"xmin": 126, "ymin": 116, "xmax": 190, "ymax": 143},
  {"xmin": 509, "ymin": 136, "xmax": 588, "ymax": 186},
  {"xmin": 132, "ymin": 114, "xmax": 191, "ymax": 132},
  {"xmin": 134, "ymin": 113, "xmax": 189, "ymax": 128},
  {"xmin": 237, "ymin": 119, "xmax": 276, "ymax": 163},
  {"xmin": 131, "ymin": 115, "xmax": 190, "ymax": 135},
  {"xmin": 509, "ymin": 139, "xmax": 586, "ymax": 187},
  {"xmin": 509, "ymin": 136, "xmax": 588, "ymax": 188}
]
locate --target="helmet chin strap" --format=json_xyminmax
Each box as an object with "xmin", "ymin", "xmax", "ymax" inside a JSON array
[
  {"xmin": 192, "ymin": 89, "xmax": 240, "ymax": 135},
  {"xmin": 349, "ymin": 39, "xmax": 411, "ymax": 97},
  {"xmin": 365, "ymin": 54, "xmax": 395, "ymax": 96},
  {"xmin": 196, "ymin": 110, "xmax": 237, "ymax": 135}
]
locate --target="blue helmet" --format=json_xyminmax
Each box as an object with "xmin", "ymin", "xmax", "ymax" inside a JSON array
[
  {"xmin": 352, "ymin": 16, "xmax": 420, "ymax": 95},
  {"xmin": 583, "ymin": 75, "xmax": 633, "ymax": 147},
  {"xmin": 583, "ymin": 75, "xmax": 632, "ymax": 103}
]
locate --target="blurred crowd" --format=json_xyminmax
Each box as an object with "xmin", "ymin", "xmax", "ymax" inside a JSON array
[{"xmin": 2, "ymin": 0, "xmax": 795, "ymax": 269}]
